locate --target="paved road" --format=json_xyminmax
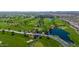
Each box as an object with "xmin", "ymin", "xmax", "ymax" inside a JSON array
[
  {"xmin": 64, "ymin": 20, "xmax": 79, "ymax": 30},
  {"xmin": 0, "ymin": 29, "xmax": 73, "ymax": 47},
  {"xmin": 64, "ymin": 20, "xmax": 79, "ymax": 35}
]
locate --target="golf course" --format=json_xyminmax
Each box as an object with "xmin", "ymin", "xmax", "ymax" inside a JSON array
[{"xmin": 0, "ymin": 15, "xmax": 79, "ymax": 47}]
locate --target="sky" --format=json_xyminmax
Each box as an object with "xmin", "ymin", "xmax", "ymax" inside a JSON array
[{"xmin": 0, "ymin": 0, "xmax": 79, "ymax": 11}]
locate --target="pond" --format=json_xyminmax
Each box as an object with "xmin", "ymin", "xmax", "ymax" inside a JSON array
[{"xmin": 48, "ymin": 28, "xmax": 74, "ymax": 44}]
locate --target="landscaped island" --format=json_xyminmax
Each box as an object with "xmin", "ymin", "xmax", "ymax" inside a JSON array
[{"xmin": 0, "ymin": 11, "xmax": 79, "ymax": 47}]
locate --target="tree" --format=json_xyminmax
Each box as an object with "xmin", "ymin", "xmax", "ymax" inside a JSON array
[
  {"xmin": 11, "ymin": 31, "xmax": 15, "ymax": 36},
  {"xmin": 38, "ymin": 18, "xmax": 44, "ymax": 27},
  {"xmin": 2, "ymin": 30, "xmax": 5, "ymax": 34},
  {"xmin": 24, "ymin": 31, "xmax": 27, "ymax": 37}
]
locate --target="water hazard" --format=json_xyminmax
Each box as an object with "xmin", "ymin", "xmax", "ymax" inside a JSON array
[{"xmin": 48, "ymin": 28, "xmax": 74, "ymax": 44}]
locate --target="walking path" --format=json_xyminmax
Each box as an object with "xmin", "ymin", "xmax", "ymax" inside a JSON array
[{"xmin": 0, "ymin": 29, "xmax": 73, "ymax": 47}]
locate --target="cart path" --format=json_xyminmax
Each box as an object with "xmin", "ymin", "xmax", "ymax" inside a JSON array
[{"xmin": 0, "ymin": 29, "xmax": 74, "ymax": 47}]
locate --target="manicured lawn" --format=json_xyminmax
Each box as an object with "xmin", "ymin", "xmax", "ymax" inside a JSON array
[
  {"xmin": 52, "ymin": 19, "xmax": 79, "ymax": 46},
  {"xmin": 31, "ymin": 36, "xmax": 61, "ymax": 47},
  {"xmin": 0, "ymin": 32, "xmax": 28, "ymax": 47},
  {"xmin": 0, "ymin": 17, "xmax": 79, "ymax": 47},
  {"xmin": 0, "ymin": 31, "xmax": 61, "ymax": 47}
]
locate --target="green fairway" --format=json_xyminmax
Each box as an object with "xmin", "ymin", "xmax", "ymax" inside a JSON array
[
  {"xmin": 0, "ymin": 31, "xmax": 61, "ymax": 47},
  {"xmin": 52, "ymin": 19, "xmax": 79, "ymax": 46},
  {"xmin": 0, "ymin": 16, "xmax": 79, "ymax": 47}
]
